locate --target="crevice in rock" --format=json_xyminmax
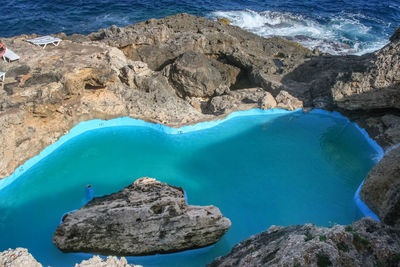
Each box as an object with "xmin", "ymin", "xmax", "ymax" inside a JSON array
[
  {"xmin": 155, "ymin": 58, "xmax": 176, "ymax": 72},
  {"xmin": 84, "ymin": 84, "xmax": 106, "ymax": 90},
  {"xmin": 215, "ymin": 54, "xmax": 258, "ymax": 90},
  {"xmin": 230, "ymin": 68, "xmax": 257, "ymax": 90},
  {"xmin": 22, "ymin": 72, "xmax": 62, "ymax": 88},
  {"xmin": 3, "ymin": 82, "xmax": 17, "ymax": 95},
  {"xmin": 341, "ymin": 108, "xmax": 400, "ymax": 120}
]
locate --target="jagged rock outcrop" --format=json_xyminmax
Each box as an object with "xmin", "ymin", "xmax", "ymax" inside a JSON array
[
  {"xmin": 0, "ymin": 248, "xmax": 42, "ymax": 267},
  {"xmin": 207, "ymin": 88, "xmax": 274, "ymax": 114},
  {"xmin": 360, "ymin": 146, "xmax": 400, "ymax": 227},
  {"xmin": 0, "ymin": 15, "xmax": 399, "ymax": 180},
  {"xmin": 53, "ymin": 177, "xmax": 231, "ymax": 256},
  {"xmin": 0, "ymin": 248, "xmax": 141, "ymax": 267},
  {"xmin": 168, "ymin": 50, "xmax": 229, "ymax": 97},
  {"xmin": 75, "ymin": 256, "xmax": 141, "ymax": 267},
  {"xmin": 0, "ymin": 36, "xmax": 204, "ymax": 179},
  {"xmin": 331, "ymin": 29, "xmax": 400, "ymax": 111},
  {"xmin": 0, "ymin": 13, "xmax": 399, "ymax": 267},
  {"xmin": 209, "ymin": 218, "xmax": 400, "ymax": 267},
  {"xmin": 275, "ymin": 90, "xmax": 303, "ymax": 110}
]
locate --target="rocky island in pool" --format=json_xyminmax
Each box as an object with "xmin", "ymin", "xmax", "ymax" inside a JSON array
[{"xmin": 0, "ymin": 12, "xmax": 399, "ymax": 267}]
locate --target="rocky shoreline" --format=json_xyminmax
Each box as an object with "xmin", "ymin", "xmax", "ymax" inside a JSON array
[
  {"xmin": 0, "ymin": 14, "xmax": 399, "ymax": 181},
  {"xmin": 0, "ymin": 13, "xmax": 399, "ymax": 266},
  {"xmin": 209, "ymin": 218, "xmax": 400, "ymax": 267},
  {"xmin": 0, "ymin": 248, "xmax": 141, "ymax": 267}
]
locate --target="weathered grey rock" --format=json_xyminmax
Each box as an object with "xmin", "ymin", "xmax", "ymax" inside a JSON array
[
  {"xmin": 360, "ymin": 147, "xmax": 400, "ymax": 227},
  {"xmin": 330, "ymin": 28, "xmax": 400, "ymax": 111},
  {"xmin": 261, "ymin": 92, "xmax": 277, "ymax": 110},
  {"xmin": 350, "ymin": 114, "xmax": 400, "ymax": 148},
  {"xmin": 276, "ymin": 90, "xmax": 303, "ymax": 110},
  {"xmin": 1, "ymin": 14, "xmax": 399, "ymax": 180},
  {"xmin": 209, "ymin": 218, "xmax": 400, "ymax": 267},
  {"xmin": 0, "ymin": 248, "xmax": 42, "ymax": 267},
  {"xmin": 169, "ymin": 51, "xmax": 229, "ymax": 97},
  {"xmin": 0, "ymin": 248, "xmax": 142, "ymax": 267},
  {"xmin": 53, "ymin": 177, "xmax": 231, "ymax": 256},
  {"xmin": 75, "ymin": 256, "xmax": 141, "ymax": 267},
  {"xmin": 207, "ymin": 88, "xmax": 269, "ymax": 114}
]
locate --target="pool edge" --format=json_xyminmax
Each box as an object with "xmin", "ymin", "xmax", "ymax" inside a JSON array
[{"xmin": 0, "ymin": 108, "xmax": 384, "ymax": 222}]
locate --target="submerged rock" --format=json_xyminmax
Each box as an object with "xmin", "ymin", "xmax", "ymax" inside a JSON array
[
  {"xmin": 0, "ymin": 248, "xmax": 42, "ymax": 267},
  {"xmin": 53, "ymin": 177, "xmax": 231, "ymax": 256},
  {"xmin": 360, "ymin": 146, "xmax": 400, "ymax": 227},
  {"xmin": 209, "ymin": 218, "xmax": 400, "ymax": 267}
]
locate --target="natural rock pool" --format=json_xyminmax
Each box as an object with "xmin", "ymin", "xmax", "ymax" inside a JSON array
[{"xmin": 0, "ymin": 109, "xmax": 382, "ymax": 267}]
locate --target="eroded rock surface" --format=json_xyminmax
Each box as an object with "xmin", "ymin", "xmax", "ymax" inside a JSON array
[
  {"xmin": 0, "ymin": 14, "xmax": 399, "ymax": 267},
  {"xmin": 0, "ymin": 248, "xmax": 141, "ymax": 267},
  {"xmin": 0, "ymin": 248, "xmax": 42, "ymax": 267},
  {"xmin": 209, "ymin": 218, "xmax": 400, "ymax": 267},
  {"xmin": 0, "ymin": 15, "xmax": 399, "ymax": 180},
  {"xmin": 169, "ymin": 50, "xmax": 229, "ymax": 97},
  {"xmin": 53, "ymin": 177, "xmax": 231, "ymax": 256},
  {"xmin": 360, "ymin": 146, "xmax": 400, "ymax": 227},
  {"xmin": 75, "ymin": 256, "xmax": 141, "ymax": 267}
]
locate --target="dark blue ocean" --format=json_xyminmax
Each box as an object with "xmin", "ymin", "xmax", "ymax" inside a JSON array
[{"xmin": 1, "ymin": 0, "xmax": 399, "ymax": 54}]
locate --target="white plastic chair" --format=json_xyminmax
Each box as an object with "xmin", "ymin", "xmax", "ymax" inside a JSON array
[
  {"xmin": 27, "ymin": 36, "xmax": 62, "ymax": 49},
  {"xmin": 3, "ymin": 49, "xmax": 20, "ymax": 62}
]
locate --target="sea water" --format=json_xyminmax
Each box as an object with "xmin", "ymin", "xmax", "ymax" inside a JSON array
[
  {"xmin": 1, "ymin": 0, "xmax": 399, "ymax": 55},
  {"xmin": 0, "ymin": 110, "xmax": 380, "ymax": 266}
]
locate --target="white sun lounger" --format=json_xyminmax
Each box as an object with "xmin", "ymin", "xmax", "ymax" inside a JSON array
[
  {"xmin": 0, "ymin": 72, "xmax": 5, "ymax": 82},
  {"xmin": 26, "ymin": 36, "xmax": 62, "ymax": 49},
  {"xmin": 3, "ymin": 49, "xmax": 20, "ymax": 62}
]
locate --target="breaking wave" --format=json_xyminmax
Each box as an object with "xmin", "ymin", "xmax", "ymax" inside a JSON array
[{"xmin": 211, "ymin": 9, "xmax": 390, "ymax": 55}]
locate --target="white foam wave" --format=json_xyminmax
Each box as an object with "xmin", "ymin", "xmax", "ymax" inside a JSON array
[{"xmin": 211, "ymin": 10, "xmax": 389, "ymax": 55}]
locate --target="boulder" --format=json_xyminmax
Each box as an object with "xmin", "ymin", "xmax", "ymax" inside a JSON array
[
  {"xmin": 275, "ymin": 90, "xmax": 303, "ymax": 110},
  {"xmin": 169, "ymin": 51, "xmax": 229, "ymax": 97},
  {"xmin": 0, "ymin": 248, "xmax": 42, "ymax": 267},
  {"xmin": 360, "ymin": 146, "xmax": 400, "ymax": 227},
  {"xmin": 75, "ymin": 256, "xmax": 141, "ymax": 267},
  {"xmin": 261, "ymin": 92, "xmax": 277, "ymax": 110},
  {"xmin": 53, "ymin": 177, "xmax": 231, "ymax": 256},
  {"xmin": 207, "ymin": 88, "xmax": 273, "ymax": 115},
  {"xmin": 209, "ymin": 218, "xmax": 400, "ymax": 267},
  {"xmin": 217, "ymin": 17, "xmax": 231, "ymax": 26}
]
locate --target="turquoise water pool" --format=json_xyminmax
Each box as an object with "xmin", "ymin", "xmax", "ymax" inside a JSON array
[{"xmin": 0, "ymin": 109, "xmax": 381, "ymax": 266}]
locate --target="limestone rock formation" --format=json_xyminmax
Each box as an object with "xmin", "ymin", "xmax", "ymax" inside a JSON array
[
  {"xmin": 53, "ymin": 177, "xmax": 231, "ymax": 256},
  {"xmin": 360, "ymin": 146, "xmax": 400, "ymax": 227},
  {"xmin": 275, "ymin": 90, "xmax": 303, "ymax": 110},
  {"xmin": 209, "ymin": 218, "xmax": 400, "ymax": 267},
  {"xmin": 0, "ymin": 248, "xmax": 141, "ymax": 267},
  {"xmin": 330, "ymin": 27, "xmax": 400, "ymax": 111},
  {"xmin": 207, "ymin": 88, "xmax": 272, "ymax": 114},
  {"xmin": 169, "ymin": 51, "xmax": 229, "ymax": 97},
  {"xmin": 0, "ymin": 13, "xmax": 400, "ymax": 267},
  {"xmin": 0, "ymin": 248, "xmax": 42, "ymax": 267},
  {"xmin": 1, "ymin": 14, "xmax": 399, "ymax": 180},
  {"xmin": 75, "ymin": 256, "xmax": 141, "ymax": 267}
]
